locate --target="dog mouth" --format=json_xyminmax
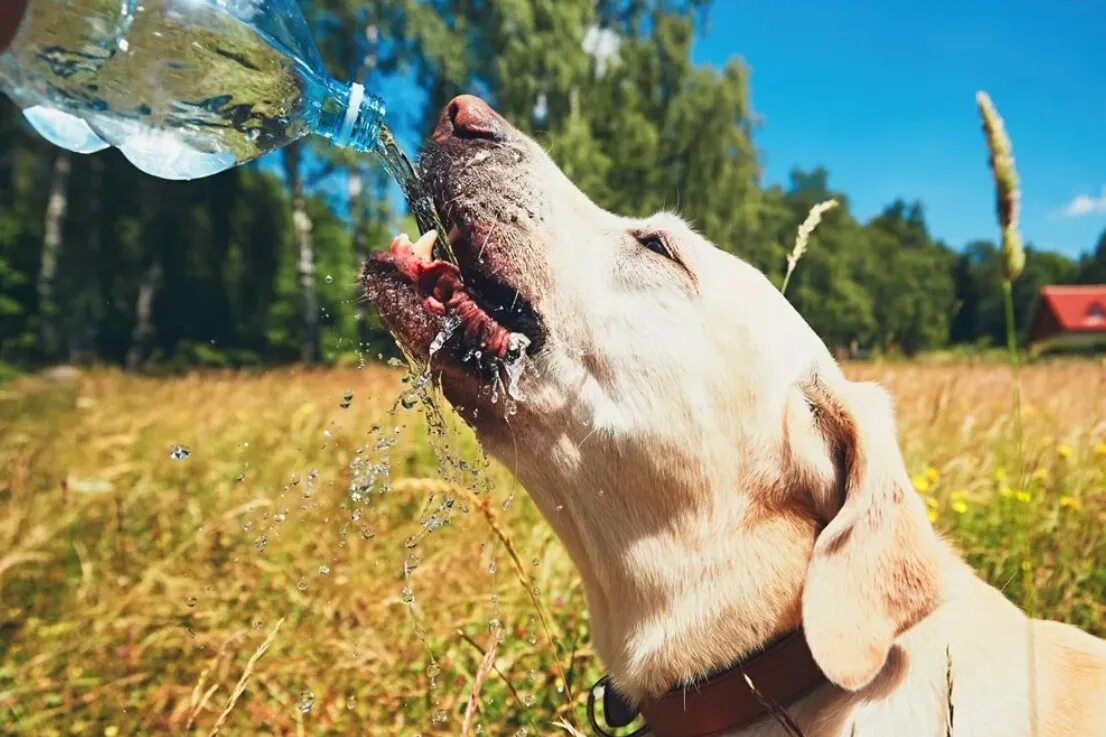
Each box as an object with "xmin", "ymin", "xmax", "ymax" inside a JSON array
[{"xmin": 361, "ymin": 216, "xmax": 544, "ymax": 375}]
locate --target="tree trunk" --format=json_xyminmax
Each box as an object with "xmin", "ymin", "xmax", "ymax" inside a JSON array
[
  {"xmin": 125, "ymin": 257, "xmax": 162, "ymax": 372},
  {"xmin": 283, "ymin": 143, "xmax": 319, "ymax": 365},
  {"xmin": 349, "ymin": 167, "xmax": 374, "ymax": 350},
  {"xmin": 38, "ymin": 151, "xmax": 71, "ymax": 359}
]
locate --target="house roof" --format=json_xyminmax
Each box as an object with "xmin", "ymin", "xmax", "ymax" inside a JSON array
[{"xmin": 1038, "ymin": 286, "xmax": 1106, "ymax": 332}]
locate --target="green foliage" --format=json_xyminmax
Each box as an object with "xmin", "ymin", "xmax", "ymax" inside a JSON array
[{"xmin": 0, "ymin": 2, "xmax": 1101, "ymax": 369}]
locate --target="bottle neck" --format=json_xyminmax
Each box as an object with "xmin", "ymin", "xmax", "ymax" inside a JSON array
[{"xmin": 316, "ymin": 77, "xmax": 386, "ymax": 154}]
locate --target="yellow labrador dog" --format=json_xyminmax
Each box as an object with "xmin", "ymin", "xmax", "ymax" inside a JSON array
[{"xmin": 363, "ymin": 95, "xmax": 1106, "ymax": 737}]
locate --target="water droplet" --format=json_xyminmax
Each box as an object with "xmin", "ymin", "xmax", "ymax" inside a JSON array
[
  {"xmin": 253, "ymin": 535, "xmax": 267, "ymax": 552},
  {"xmin": 429, "ymin": 314, "xmax": 462, "ymax": 357},
  {"xmin": 346, "ymin": 695, "xmax": 356, "ymax": 710},
  {"xmin": 318, "ymin": 565, "xmax": 330, "ymax": 576},
  {"xmin": 387, "ymin": 357, "xmax": 404, "ymax": 367},
  {"xmin": 340, "ymin": 389, "xmax": 353, "ymax": 409},
  {"xmin": 430, "ymin": 710, "xmax": 449, "ymax": 727},
  {"xmin": 359, "ymin": 526, "xmax": 376, "ymax": 540},
  {"xmin": 297, "ymin": 578, "xmax": 308, "ymax": 592},
  {"xmin": 185, "ymin": 596, "xmax": 197, "ymax": 608},
  {"xmin": 527, "ymin": 633, "xmax": 539, "ymax": 645},
  {"xmin": 253, "ymin": 619, "xmax": 264, "ymax": 631},
  {"xmin": 299, "ymin": 691, "xmax": 315, "ymax": 715},
  {"xmin": 487, "ymin": 560, "xmax": 497, "ymax": 575},
  {"xmin": 426, "ymin": 663, "xmax": 441, "ymax": 678},
  {"xmin": 515, "ymin": 728, "xmax": 529, "ymax": 737},
  {"xmin": 401, "ymin": 586, "xmax": 415, "ymax": 603},
  {"xmin": 169, "ymin": 444, "xmax": 191, "ymax": 460},
  {"xmin": 531, "ymin": 586, "xmax": 541, "ymax": 598},
  {"xmin": 522, "ymin": 692, "xmax": 536, "ymax": 707},
  {"xmin": 324, "ymin": 274, "xmax": 334, "ymax": 284}
]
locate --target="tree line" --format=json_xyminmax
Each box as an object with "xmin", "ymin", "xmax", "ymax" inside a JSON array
[{"xmin": 1, "ymin": 0, "xmax": 1103, "ymax": 372}]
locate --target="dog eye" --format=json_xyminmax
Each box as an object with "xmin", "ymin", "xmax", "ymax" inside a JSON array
[{"xmin": 636, "ymin": 233, "xmax": 674, "ymax": 260}]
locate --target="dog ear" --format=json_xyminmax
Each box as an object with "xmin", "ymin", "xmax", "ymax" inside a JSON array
[{"xmin": 800, "ymin": 377, "xmax": 944, "ymax": 691}]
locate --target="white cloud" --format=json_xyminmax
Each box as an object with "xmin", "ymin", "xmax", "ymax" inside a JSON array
[
  {"xmin": 1062, "ymin": 187, "xmax": 1106, "ymax": 217},
  {"xmin": 582, "ymin": 26, "xmax": 620, "ymax": 77}
]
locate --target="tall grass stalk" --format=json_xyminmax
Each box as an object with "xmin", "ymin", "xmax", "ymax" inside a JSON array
[
  {"xmin": 977, "ymin": 91, "xmax": 1036, "ymax": 616},
  {"xmin": 780, "ymin": 199, "xmax": 838, "ymax": 296}
]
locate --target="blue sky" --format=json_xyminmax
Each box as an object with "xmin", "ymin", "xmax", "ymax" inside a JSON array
[{"xmin": 691, "ymin": 0, "xmax": 1106, "ymax": 257}]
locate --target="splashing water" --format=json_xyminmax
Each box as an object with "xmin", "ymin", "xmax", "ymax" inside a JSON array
[
  {"xmin": 428, "ymin": 313, "xmax": 462, "ymax": 359},
  {"xmin": 503, "ymin": 333, "xmax": 531, "ymax": 403}
]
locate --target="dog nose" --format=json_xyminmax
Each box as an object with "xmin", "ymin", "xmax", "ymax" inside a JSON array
[{"xmin": 432, "ymin": 95, "xmax": 505, "ymax": 143}]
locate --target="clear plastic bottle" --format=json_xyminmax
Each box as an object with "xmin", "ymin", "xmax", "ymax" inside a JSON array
[{"xmin": 0, "ymin": 0, "xmax": 386, "ymax": 180}]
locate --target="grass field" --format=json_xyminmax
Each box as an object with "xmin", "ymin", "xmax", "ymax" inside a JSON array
[{"xmin": 1, "ymin": 359, "xmax": 1105, "ymax": 736}]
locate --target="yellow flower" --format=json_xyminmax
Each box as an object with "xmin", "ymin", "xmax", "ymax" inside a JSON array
[
  {"xmin": 1031, "ymin": 468, "xmax": 1048, "ymax": 482},
  {"xmin": 1000, "ymin": 487, "xmax": 1014, "ymax": 499},
  {"xmin": 105, "ymin": 729, "xmax": 119, "ymax": 737},
  {"xmin": 994, "ymin": 468, "xmax": 1007, "ymax": 483},
  {"xmin": 951, "ymin": 499, "xmax": 969, "ymax": 515},
  {"xmin": 1094, "ymin": 442, "xmax": 1106, "ymax": 458},
  {"xmin": 912, "ymin": 474, "xmax": 930, "ymax": 493},
  {"xmin": 924, "ymin": 466, "xmax": 940, "ymax": 484},
  {"xmin": 1058, "ymin": 444, "xmax": 1073, "ymax": 460},
  {"xmin": 1014, "ymin": 489, "xmax": 1032, "ymax": 504},
  {"xmin": 1059, "ymin": 496, "xmax": 1083, "ymax": 511},
  {"xmin": 926, "ymin": 508, "xmax": 938, "ymax": 523},
  {"xmin": 924, "ymin": 495, "xmax": 939, "ymax": 509}
]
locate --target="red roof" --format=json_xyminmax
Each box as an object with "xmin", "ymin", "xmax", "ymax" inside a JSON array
[{"xmin": 1030, "ymin": 286, "xmax": 1106, "ymax": 341}]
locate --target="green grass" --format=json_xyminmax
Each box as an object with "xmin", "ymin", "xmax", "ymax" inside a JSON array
[{"xmin": 1, "ymin": 361, "xmax": 1105, "ymax": 735}]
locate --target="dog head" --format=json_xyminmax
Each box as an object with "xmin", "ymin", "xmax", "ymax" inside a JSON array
[{"xmin": 363, "ymin": 95, "xmax": 945, "ymax": 699}]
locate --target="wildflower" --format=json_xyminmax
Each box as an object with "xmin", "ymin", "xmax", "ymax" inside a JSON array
[
  {"xmin": 912, "ymin": 474, "xmax": 930, "ymax": 493},
  {"xmin": 1031, "ymin": 468, "xmax": 1048, "ymax": 482},
  {"xmin": 926, "ymin": 508, "xmax": 938, "ymax": 523},
  {"xmin": 924, "ymin": 466, "xmax": 940, "ymax": 484},
  {"xmin": 994, "ymin": 468, "xmax": 1007, "ymax": 483},
  {"xmin": 924, "ymin": 496, "xmax": 939, "ymax": 509},
  {"xmin": 1014, "ymin": 489, "xmax": 1032, "ymax": 504},
  {"xmin": 1058, "ymin": 444, "xmax": 1073, "ymax": 460},
  {"xmin": 1058, "ymin": 496, "xmax": 1083, "ymax": 512},
  {"xmin": 1094, "ymin": 442, "xmax": 1106, "ymax": 458},
  {"xmin": 1000, "ymin": 487, "xmax": 1014, "ymax": 499},
  {"xmin": 951, "ymin": 499, "xmax": 969, "ymax": 515}
]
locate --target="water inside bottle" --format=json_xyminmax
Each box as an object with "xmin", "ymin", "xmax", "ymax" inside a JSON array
[{"xmin": 4, "ymin": 0, "xmax": 349, "ymax": 179}]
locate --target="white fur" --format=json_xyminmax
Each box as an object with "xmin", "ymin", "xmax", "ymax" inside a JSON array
[{"xmin": 425, "ymin": 120, "xmax": 1106, "ymax": 737}]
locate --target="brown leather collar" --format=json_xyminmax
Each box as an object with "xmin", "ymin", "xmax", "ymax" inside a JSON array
[{"xmin": 589, "ymin": 630, "xmax": 826, "ymax": 737}]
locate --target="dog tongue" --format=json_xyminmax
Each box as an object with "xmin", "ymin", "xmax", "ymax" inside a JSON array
[{"xmin": 385, "ymin": 233, "xmax": 515, "ymax": 359}]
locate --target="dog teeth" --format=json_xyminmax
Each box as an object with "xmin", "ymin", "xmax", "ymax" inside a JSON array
[{"xmin": 412, "ymin": 230, "xmax": 437, "ymax": 261}]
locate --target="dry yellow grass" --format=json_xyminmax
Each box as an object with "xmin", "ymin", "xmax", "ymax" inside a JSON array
[{"xmin": 1, "ymin": 359, "xmax": 1105, "ymax": 735}]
